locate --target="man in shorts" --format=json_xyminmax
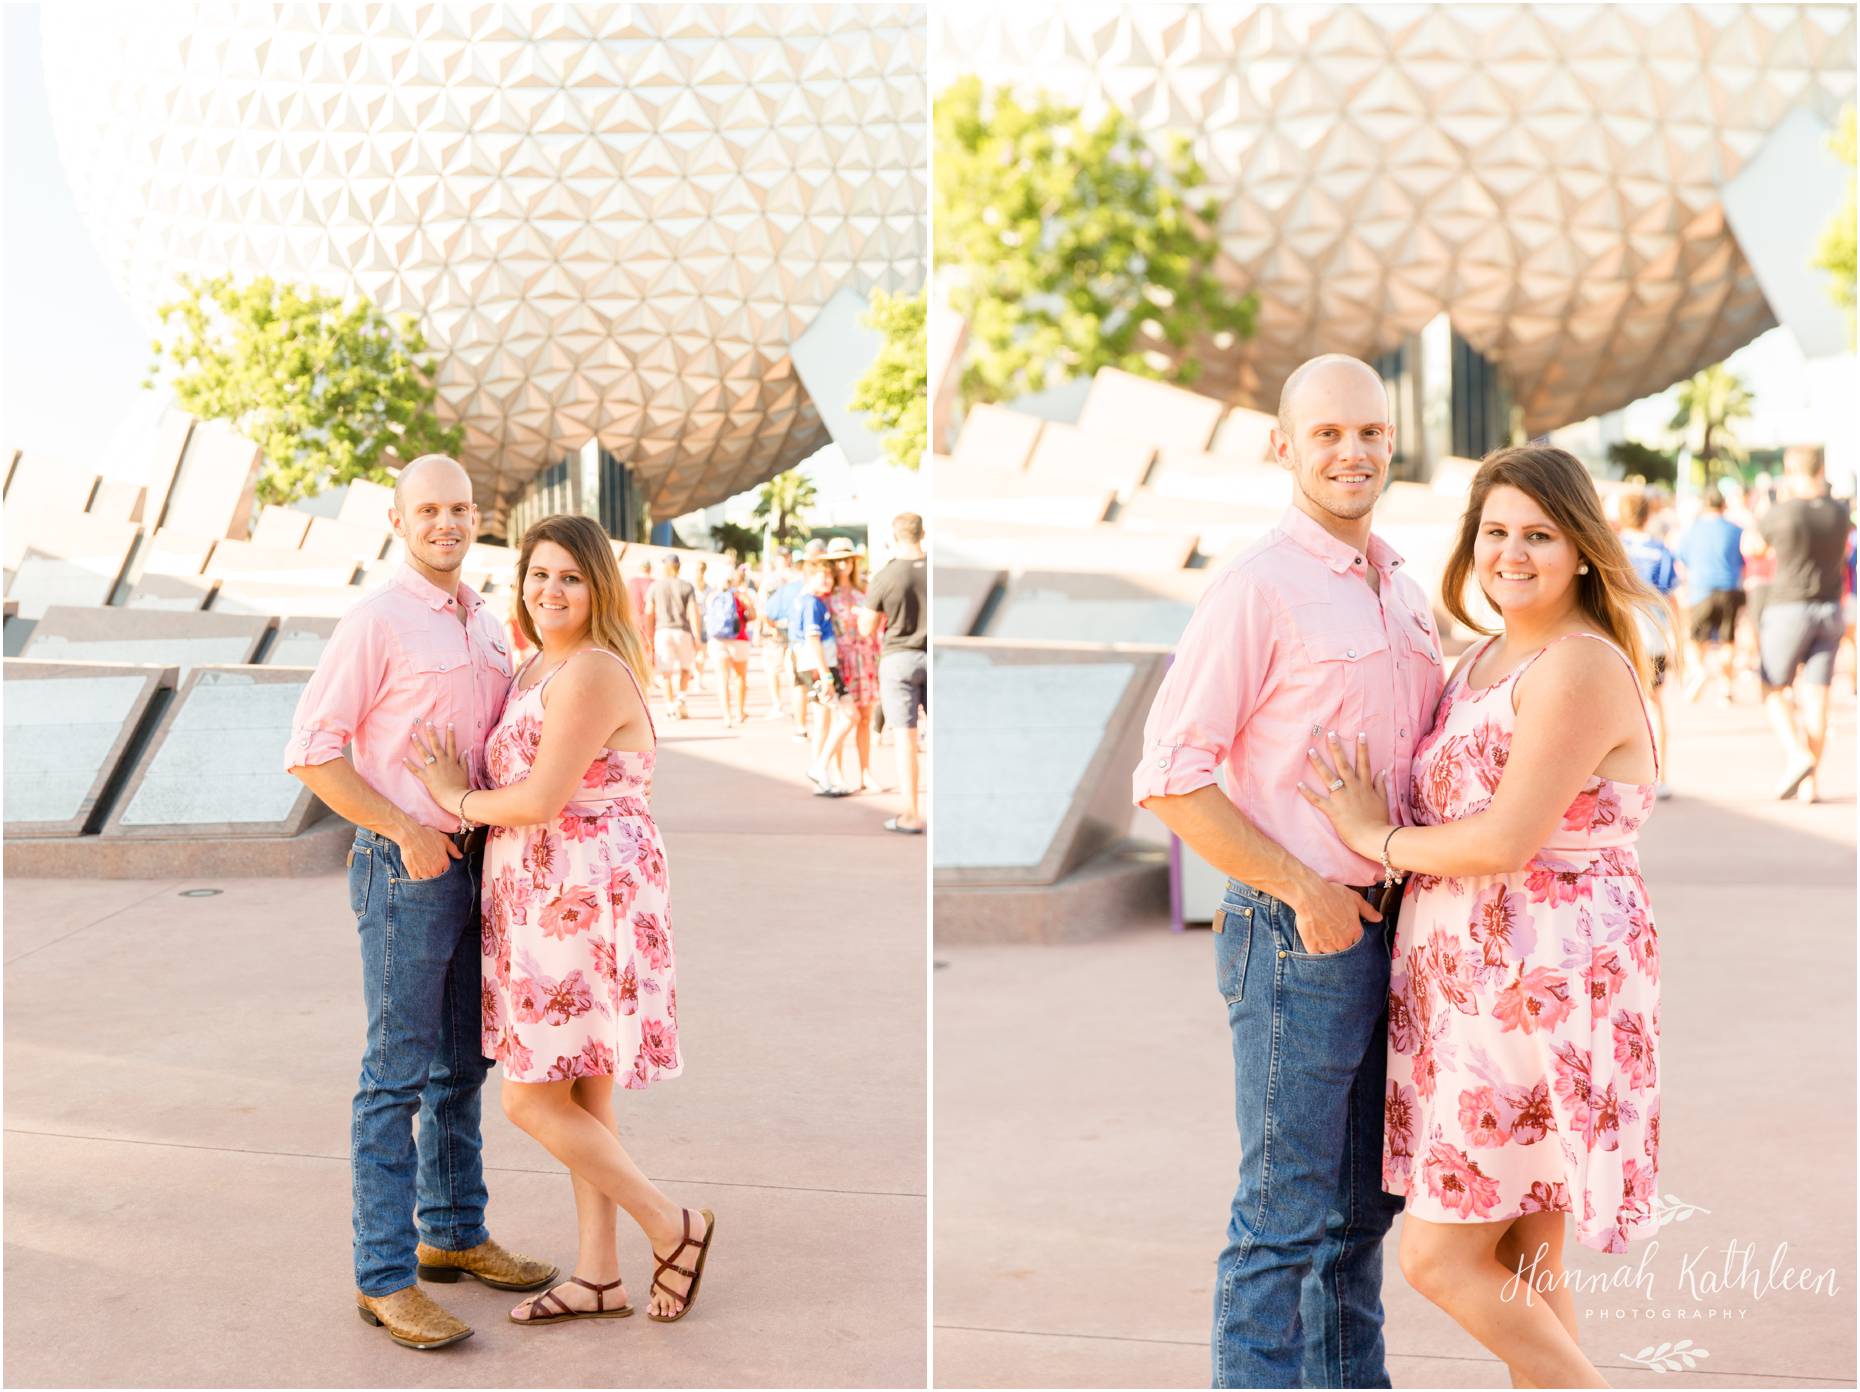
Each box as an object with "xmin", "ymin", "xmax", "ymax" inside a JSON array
[
  {"xmin": 859, "ymin": 513, "xmax": 927, "ymax": 834},
  {"xmin": 647, "ymin": 555, "xmax": 699, "ymax": 718},
  {"xmin": 1744, "ymin": 445, "xmax": 1850, "ymax": 800},
  {"xmin": 1676, "ymin": 485, "xmax": 1744, "ymax": 702}
]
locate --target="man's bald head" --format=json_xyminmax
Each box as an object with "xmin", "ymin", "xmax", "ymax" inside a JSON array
[
  {"xmin": 394, "ymin": 453, "xmax": 473, "ymax": 512},
  {"xmin": 1277, "ymin": 354, "xmax": 1386, "ymax": 437}
]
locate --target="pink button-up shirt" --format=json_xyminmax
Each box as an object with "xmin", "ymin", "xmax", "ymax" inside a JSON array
[
  {"xmin": 1132, "ymin": 506, "xmax": 1445, "ymax": 885},
  {"xmin": 284, "ymin": 564, "xmax": 514, "ymax": 831}
]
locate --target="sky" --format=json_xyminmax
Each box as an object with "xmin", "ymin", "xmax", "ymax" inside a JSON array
[{"xmin": 1, "ymin": 6, "xmax": 150, "ymax": 471}]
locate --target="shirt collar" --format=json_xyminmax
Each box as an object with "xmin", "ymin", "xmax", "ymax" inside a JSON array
[
  {"xmin": 393, "ymin": 561, "xmax": 484, "ymax": 615},
  {"xmin": 1277, "ymin": 504, "xmax": 1405, "ymax": 576}
]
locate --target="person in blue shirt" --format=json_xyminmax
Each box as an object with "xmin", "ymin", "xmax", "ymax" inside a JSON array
[
  {"xmin": 1614, "ymin": 488, "xmax": 1682, "ymax": 797},
  {"xmin": 765, "ymin": 563, "xmax": 810, "ymax": 739},
  {"xmin": 791, "ymin": 558, "xmax": 856, "ymax": 796},
  {"xmin": 1675, "ymin": 485, "xmax": 1745, "ymax": 703}
]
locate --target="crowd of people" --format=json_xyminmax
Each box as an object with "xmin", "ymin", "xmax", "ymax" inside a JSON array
[
  {"xmin": 1604, "ymin": 442, "xmax": 1856, "ymax": 802},
  {"xmin": 598, "ymin": 516, "xmax": 928, "ymax": 833}
]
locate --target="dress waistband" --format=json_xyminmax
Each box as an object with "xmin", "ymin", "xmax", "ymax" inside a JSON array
[{"xmin": 1525, "ymin": 845, "xmax": 1642, "ymax": 877}]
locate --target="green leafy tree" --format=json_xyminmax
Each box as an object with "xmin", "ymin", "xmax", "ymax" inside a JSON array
[
  {"xmin": 935, "ymin": 76, "xmax": 1255, "ymax": 406},
  {"xmin": 145, "ymin": 273, "xmax": 461, "ymax": 504},
  {"xmin": 1606, "ymin": 440, "xmax": 1678, "ymax": 488},
  {"xmin": 1814, "ymin": 105, "xmax": 1856, "ymax": 344},
  {"xmin": 709, "ymin": 521, "xmax": 761, "ymax": 563},
  {"xmin": 849, "ymin": 288, "xmax": 926, "ymax": 469},
  {"xmin": 752, "ymin": 470, "xmax": 817, "ymax": 549},
  {"xmin": 1668, "ymin": 363, "xmax": 1754, "ymax": 487}
]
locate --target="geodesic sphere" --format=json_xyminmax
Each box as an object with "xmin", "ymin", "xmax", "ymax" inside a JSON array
[
  {"xmin": 43, "ymin": 4, "xmax": 927, "ymax": 521},
  {"xmin": 939, "ymin": 3, "xmax": 1854, "ymax": 432}
]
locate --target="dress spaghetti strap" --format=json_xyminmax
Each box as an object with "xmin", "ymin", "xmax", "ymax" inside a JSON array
[
  {"xmin": 1519, "ymin": 632, "xmax": 1660, "ymax": 779},
  {"xmin": 579, "ymin": 646, "xmax": 658, "ymax": 745}
]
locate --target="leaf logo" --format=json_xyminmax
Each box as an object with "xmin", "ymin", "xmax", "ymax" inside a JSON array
[{"xmin": 1621, "ymin": 1338, "xmax": 1711, "ymax": 1374}]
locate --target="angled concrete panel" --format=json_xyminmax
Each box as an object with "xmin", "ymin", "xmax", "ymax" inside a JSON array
[
  {"xmin": 930, "ymin": 568, "xmax": 1004, "ymax": 639},
  {"xmin": 932, "ymin": 640, "xmax": 1170, "ymax": 887},
  {"xmin": 162, "ymin": 419, "xmax": 263, "ymax": 541},
  {"xmin": 950, "ymin": 404, "xmax": 1044, "ymax": 472},
  {"xmin": 1076, "ymin": 369, "xmax": 1225, "ymax": 455},
  {"xmin": 121, "ymin": 574, "xmax": 219, "ymax": 611},
  {"xmin": 102, "ymin": 665, "xmax": 327, "ymax": 838},
  {"xmin": 22, "ymin": 606, "xmax": 274, "ymax": 676},
  {"xmin": 4, "ymin": 658, "xmax": 178, "ymax": 837},
  {"xmin": 7, "ymin": 519, "xmax": 144, "ymax": 620},
  {"xmin": 249, "ymin": 508, "xmax": 314, "ymax": 550},
  {"xmin": 262, "ymin": 616, "xmax": 340, "ymax": 668}
]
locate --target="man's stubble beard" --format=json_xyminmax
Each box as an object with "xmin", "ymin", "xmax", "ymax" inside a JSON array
[{"xmin": 1290, "ymin": 457, "xmax": 1381, "ymax": 524}]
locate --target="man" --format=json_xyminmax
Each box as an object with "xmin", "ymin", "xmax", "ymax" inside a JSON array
[
  {"xmin": 1613, "ymin": 488, "xmax": 1682, "ymax": 798},
  {"xmin": 285, "ymin": 455, "xmax": 555, "ymax": 1351},
  {"xmin": 1676, "ymin": 485, "xmax": 1745, "ymax": 703},
  {"xmin": 1134, "ymin": 355, "xmax": 1442, "ymax": 1388},
  {"xmin": 1743, "ymin": 445, "xmax": 1849, "ymax": 800},
  {"xmin": 646, "ymin": 555, "xmax": 700, "ymax": 718},
  {"xmin": 858, "ymin": 513, "xmax": 927, "ymax": 833}
]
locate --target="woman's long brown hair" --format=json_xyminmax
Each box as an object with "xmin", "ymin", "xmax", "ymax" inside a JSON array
[
  {"xmin": 513, "ymin": 514, "xmax": 650, "ymax": 686},
  {"xmin": 1440, "ymin": 446, "xmax": 1664, "ymax": 688}
]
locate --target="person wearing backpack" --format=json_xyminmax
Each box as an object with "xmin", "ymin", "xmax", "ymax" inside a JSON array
[{"xmin": 705, "ymin": 565, "xmax": 755, "ymax": 726}]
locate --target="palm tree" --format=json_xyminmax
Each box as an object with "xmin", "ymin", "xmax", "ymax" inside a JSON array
[
  {"xmin": 1668, "ymin": 364, "xmax": 1754, "ymax": 487},
  {"xmin": 752, "ymin": 470, "xmax": 817, "ymax": 549}
]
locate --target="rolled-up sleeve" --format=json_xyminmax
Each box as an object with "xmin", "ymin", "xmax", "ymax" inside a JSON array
[
  {"xmin": 283, "ymin": 608, "xmax": 385, "ymax": 772},
  {"xmin": 1131, "ymin": 569, "xmax": 1272, "ymax": 805}
]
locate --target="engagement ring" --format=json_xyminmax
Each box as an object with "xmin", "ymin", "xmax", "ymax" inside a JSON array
[
  {"xmin": 426, "ymin": 756, "xmax": 437, "ymax": 765},
  {"xmin": 1328, "ymin": 778, "xmax": 1344, "ymax": 791}
]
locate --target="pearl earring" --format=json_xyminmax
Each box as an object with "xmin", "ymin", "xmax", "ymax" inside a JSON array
[{"xmin": 1577, "ymin": 564, "xmax": 1590, "ymax": 575}]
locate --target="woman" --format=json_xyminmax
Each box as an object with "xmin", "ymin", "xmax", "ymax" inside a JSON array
[
  {"xmin": 793, "ymin": 556, "xmax": 856, "ymax": 796},
  {"xmin": 1303, "ymin": 447, "xmax": 1663, "ymax": 1389},
  {"xmin": 826, "ymin": 542, "xmax": 882, "ymax": 791},
  {"xmin": 407, "ymin": 513, "xmax": 716, "ymax": 1327}
]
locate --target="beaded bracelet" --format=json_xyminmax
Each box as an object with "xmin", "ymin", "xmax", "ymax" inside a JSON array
[{"xmin": 1380, "ymin": 826, "xmax": 1404, "ymax": 888}]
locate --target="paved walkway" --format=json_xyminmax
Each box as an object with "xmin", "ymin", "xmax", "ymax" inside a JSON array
[
  {"xmin": 934, "ymin": 681, "xmax": 1856, "ymax": 1388},
  {"xmin": 5, "ymin": 669, "xmax": 927, "ymax": 1387}
]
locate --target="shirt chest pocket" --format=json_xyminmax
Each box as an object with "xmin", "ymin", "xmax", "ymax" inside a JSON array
[
  {"xmin": 1294, "ymin": 623, "xmax": 1389, "ymax": 731},
  {"xmin": 1400, "ymin": 609, "xmax": 1441, "ymax": 665}
]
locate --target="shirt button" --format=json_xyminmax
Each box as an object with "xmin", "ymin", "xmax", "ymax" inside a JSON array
[
  {"xmin": 1156, "ymin": 755, "xmax": 1169, "ymax": 768},
  {"xmin": 1347, "ymin": 648, "xmax": 1357, "ymax": 658}
]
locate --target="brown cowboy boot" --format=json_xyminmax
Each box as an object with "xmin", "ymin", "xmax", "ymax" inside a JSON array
[
  {"xmin": 354, "ymin": 1285, "xmax": 472, "ymax": 1350},
  {"xmin": 416, "ymin": 1237, "xmax": 557, "ymax": 1291}
]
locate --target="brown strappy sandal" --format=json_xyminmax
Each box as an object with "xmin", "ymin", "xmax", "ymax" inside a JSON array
[
  {"xmin": 647, "ymin": 1208, "xmax": 716, "ymax": 1323},
  {"xmin": 509, "ymin": 1275, "xmax": 634, "ymax": 1326}
]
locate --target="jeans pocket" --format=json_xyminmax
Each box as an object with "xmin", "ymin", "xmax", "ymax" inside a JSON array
[
  {"xmin": 1214, "ymin": 910, "xmax": 1253, "ymax": 1005},
  {"xmin": 348, "ymin": 845, "xmax": 374, "ymax": 919},
  {"xmin": 1284, "ymin": 917, "xmax": 1375, "ymax": 962}
]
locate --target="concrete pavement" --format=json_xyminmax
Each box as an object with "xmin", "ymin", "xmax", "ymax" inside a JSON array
[
  {"xmin": 934, "ymin": 680, "xmax": 1856, "ymax": 1388},
  {"xmin": 5, "ymin": 670, "xmax": 928, "ymax": 1388}
]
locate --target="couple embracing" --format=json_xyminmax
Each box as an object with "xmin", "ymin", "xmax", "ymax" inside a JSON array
[
  {"xmin": 1137, "ymin": 356, "xmax": 1664, "ymax": 1389},
  {"xmin": 286, "ymin": 455, "xmax": 716, "ymax": 1350}
]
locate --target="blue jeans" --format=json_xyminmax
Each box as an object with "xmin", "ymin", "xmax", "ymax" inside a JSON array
[
  {"xmin": 348, "ymin": 828, "xmax": 493, "ymax": 1295},
  {"xmin": 1211, "ymin": 878, "xmax": 1404, "ymax": 1389}
]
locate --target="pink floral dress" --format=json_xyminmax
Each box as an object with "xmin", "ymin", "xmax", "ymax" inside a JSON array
[
  {"xmin": 1386, "ymin": 632, "xmax": 1660, "ymax": 1252},
  {"xmin": 480, "ymin": 649, "xmax": 682, "ymax": 1089},
  {"xmin": 828, "ymin": 587, "xmax": 880, "ymax": 707}
]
